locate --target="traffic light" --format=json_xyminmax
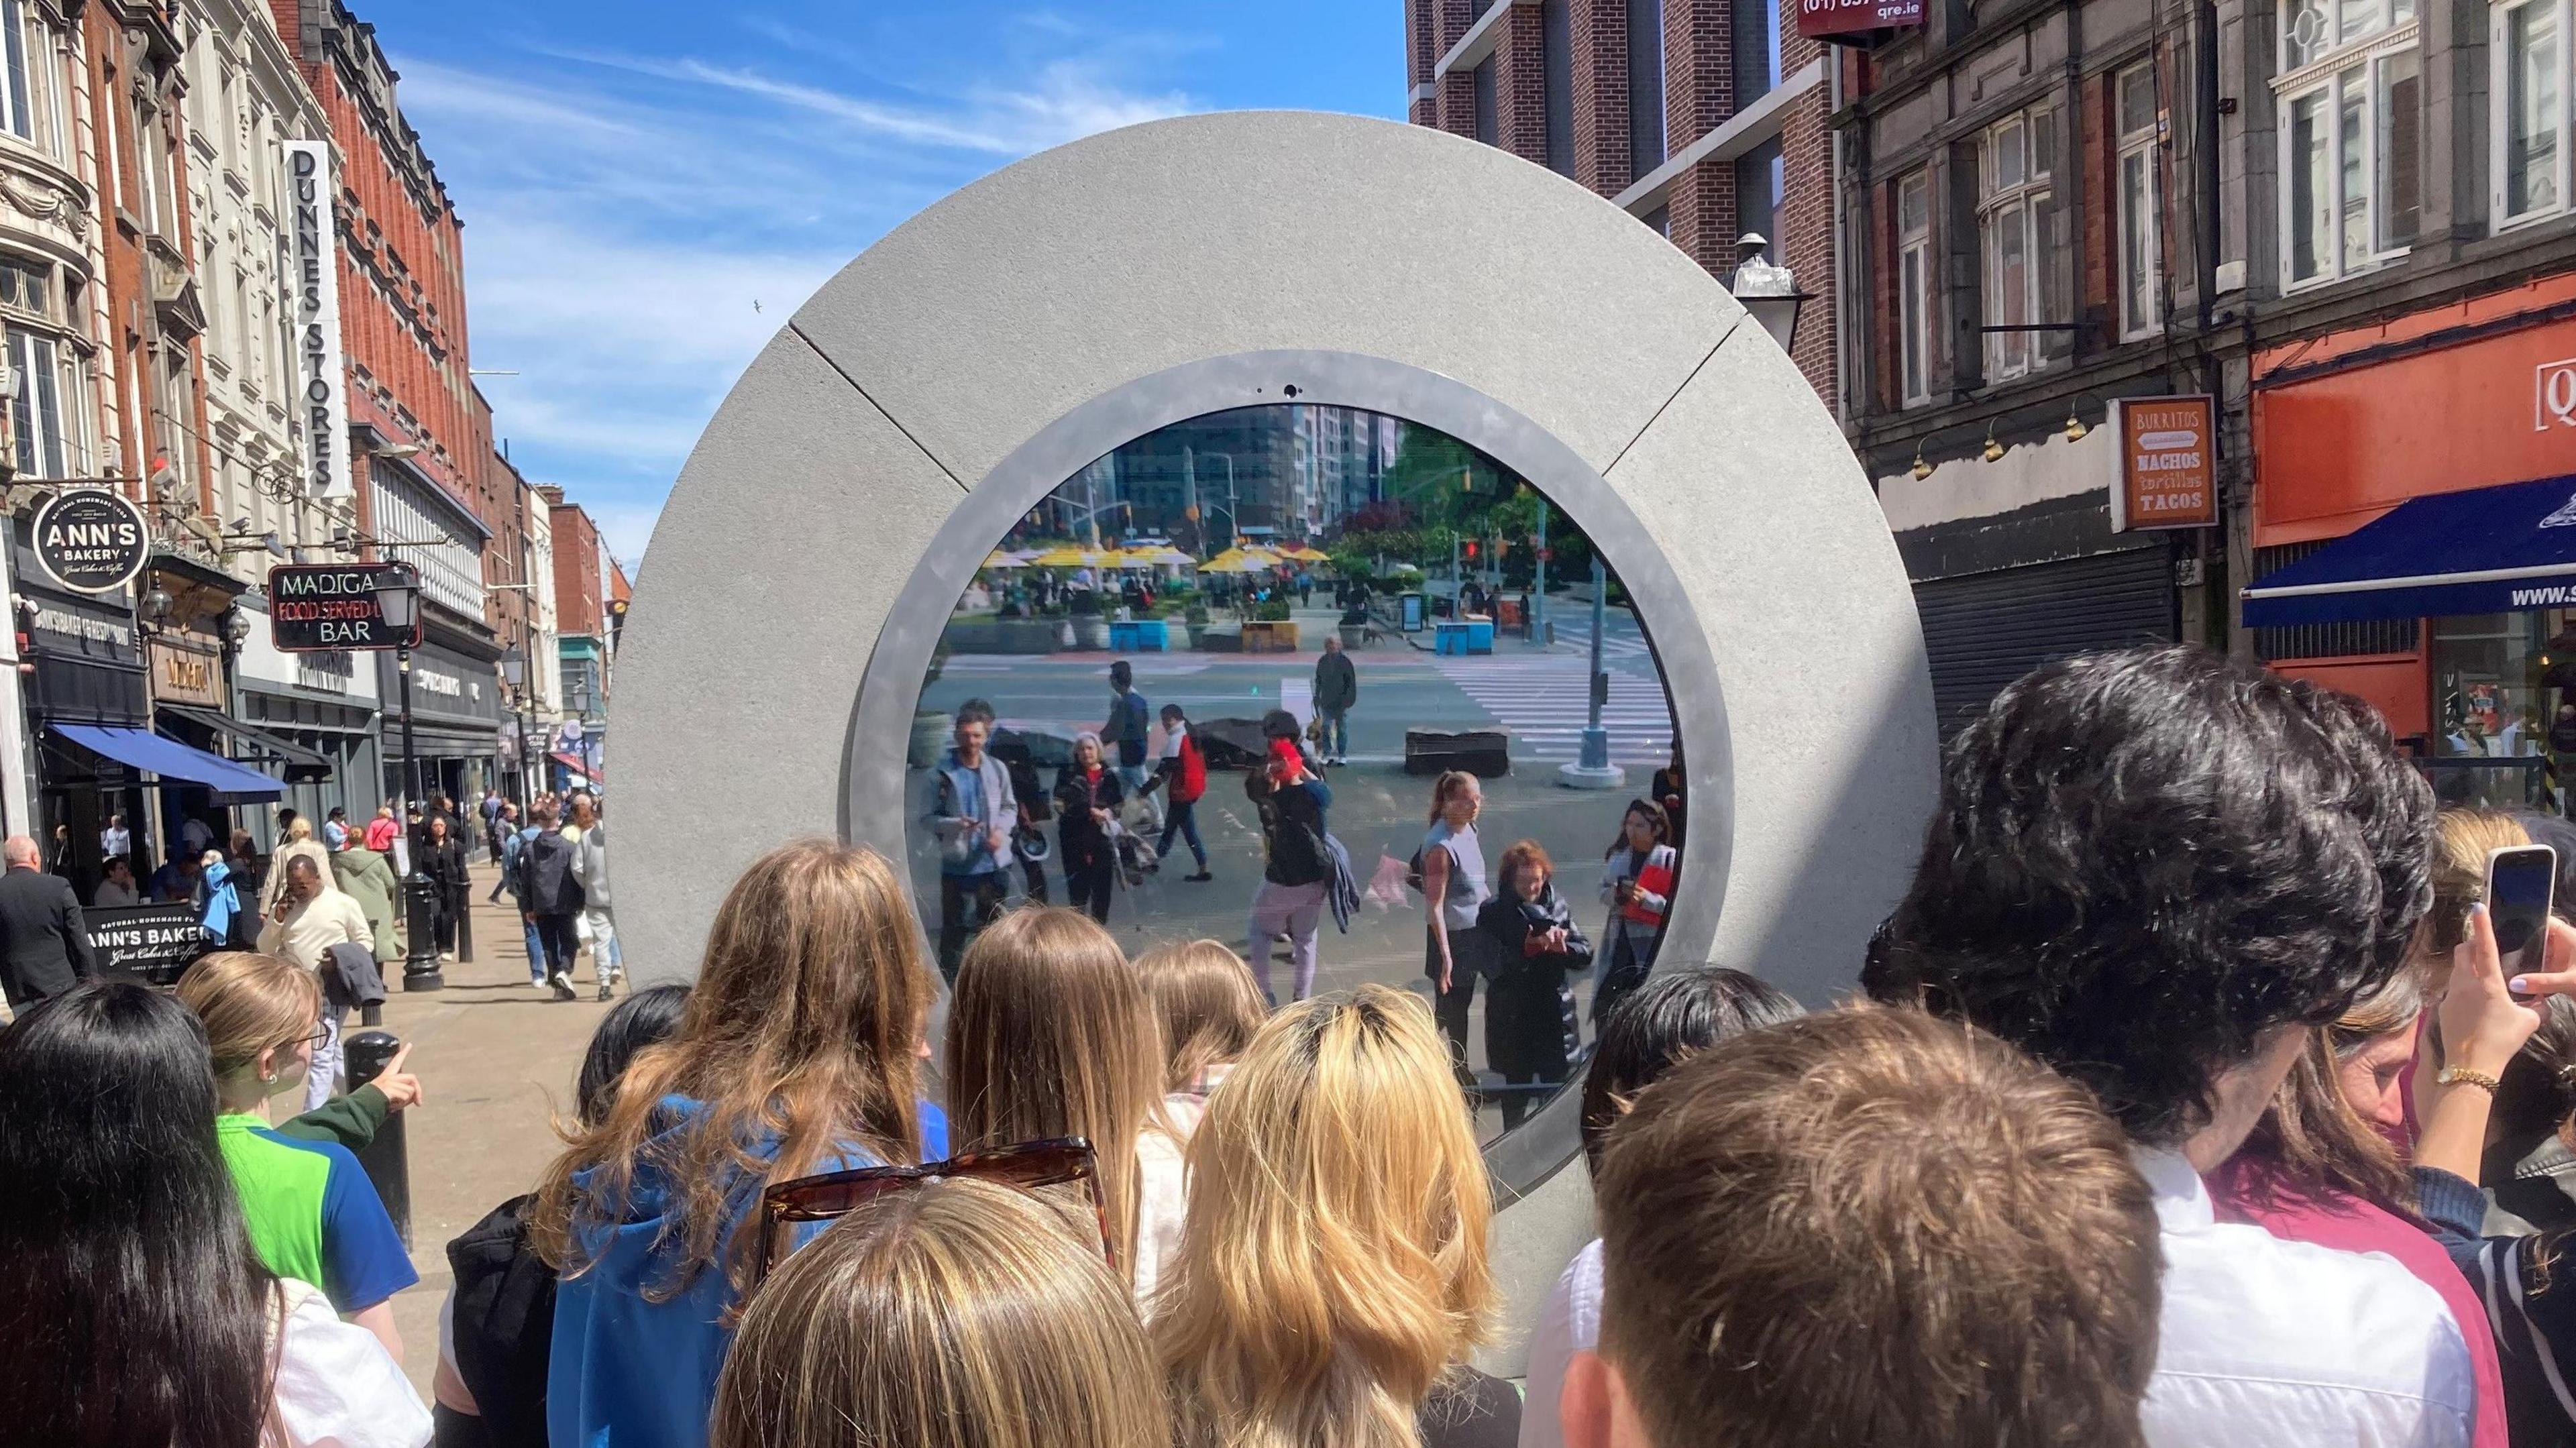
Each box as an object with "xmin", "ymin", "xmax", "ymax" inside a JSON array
[{"xmin": 1463, "ymin": 539, "xmax": 1479, "ymax": 561}]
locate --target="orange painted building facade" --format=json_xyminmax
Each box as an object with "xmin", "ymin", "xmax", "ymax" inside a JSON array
[{"xmin": 2253, "ymin": 276, "xmax": 2576, "ymax": 779}]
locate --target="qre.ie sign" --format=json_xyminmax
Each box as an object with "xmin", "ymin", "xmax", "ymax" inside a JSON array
[{"xmin": 269, "ymin": 563, "xmax": 422, "ymax": 652}]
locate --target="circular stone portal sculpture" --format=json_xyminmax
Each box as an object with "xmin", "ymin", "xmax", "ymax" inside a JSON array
[{"xmin": 608, "ymin": 110, "xmax": 1936, "ymax": 1368}]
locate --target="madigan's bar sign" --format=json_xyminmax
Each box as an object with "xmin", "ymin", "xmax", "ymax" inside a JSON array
[{"xmin": 269, "ymin": 563, "xmax": 422, "ymax": 653}]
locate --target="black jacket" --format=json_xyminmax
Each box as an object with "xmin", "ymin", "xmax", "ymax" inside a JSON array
[
  {"xmin": 1314, "ymin": 651, "xmax": 1358, "ymax": 713},
  {"xmin": 446, "ymin": 1193, "xmax": 555, "ymax": 1448},
  {"xmin": 1054, "ymin": 765, "xmax": 1126, "ymax": 871},
  {"xmin": 1475, "ymin": 887, "xmax": 1591, "ymax": 1080},
  {"xmin": 1252, "ymin": 775, "xmax": 1332, "ymax": 887},
  {"xmin": 423, "ymin": 836, "xmax": 470, "ymax": 897},
  {"xmin": 0, "ymin": 866, "xmax": 93, "ymax": 1007},
  {"xmin": 518, "ymin": 830, "xmax": 585, "ymax": 917}
]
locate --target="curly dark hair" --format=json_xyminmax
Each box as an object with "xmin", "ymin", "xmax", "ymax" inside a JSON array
[{"xmin": 1862, "ymin": 645, "xmax": 2434, "ymax": 1146}]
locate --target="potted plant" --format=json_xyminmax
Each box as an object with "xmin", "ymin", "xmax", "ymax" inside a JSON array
[
  {"xmin": 1184, "ymin": 602, "xmax": 1211, "ymax": 649},
  {"xmin": 1068, "ymin": 589, "xmax": 1111, "ymax": 650}
]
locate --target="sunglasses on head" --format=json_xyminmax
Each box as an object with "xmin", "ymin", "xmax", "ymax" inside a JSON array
[{"xmin": 749, "ymin": 1136, "xmax": 1114, "ymax": 1289}]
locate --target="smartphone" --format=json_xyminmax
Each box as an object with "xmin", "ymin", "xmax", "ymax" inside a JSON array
[{"xmin": 2488, "ymin": 844, "xmax": 2559, "ymax": 999}]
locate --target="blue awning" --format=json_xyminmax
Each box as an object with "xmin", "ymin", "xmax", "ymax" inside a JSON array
[
  {"xmin": 52, "ymin": 724, "xmax": 283, "ymax": 800},
  {"xmin": 2243, "ymin": 474, "xmax": 2576, "ymax": 628}
]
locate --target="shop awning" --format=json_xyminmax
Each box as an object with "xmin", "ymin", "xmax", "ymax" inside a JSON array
[
  {"xmin": 551, "ymin": 750, "xmax": 602, "ymax": 783},
  {"xmin": 156, "ymin": 704, "xmax": 334, "ymax": 782},
  {"xmin": 2242, "ymin": 474, "xmax": 2576, "ymax": 628},
  {"xmin": 52, "ymin": 724, "xmax": 284, "ymax": 800}
]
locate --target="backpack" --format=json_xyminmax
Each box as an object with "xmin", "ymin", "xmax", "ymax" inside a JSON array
[
  {"xmin": 446, "ymin": 1193, "xmax": 557, "ymax": 1447},
  {"xmin": 1173, "ymin": 731, "xmax": 1207, "ymax": 805},
  {"xmin": 523, "ymin": 833, "xmax": 584, "ymax": 915}
]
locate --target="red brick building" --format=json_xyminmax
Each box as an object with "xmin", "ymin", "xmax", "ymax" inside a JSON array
[
  {"xmin": 278, "ymin": 0, "xmax": 503, "ymax": 802},
  {"xmin": 1403, "ymin": 0, "xmax": 1841, "ymax": 408},
  {"xmin": 546, "ymin": 491, "xmax": 608, "ymax": 726}
]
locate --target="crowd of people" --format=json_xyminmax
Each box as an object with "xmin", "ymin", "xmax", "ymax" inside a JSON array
[{"xmin": 37, "ymin": 643, "xmax": 2576, "ymax": 1448}]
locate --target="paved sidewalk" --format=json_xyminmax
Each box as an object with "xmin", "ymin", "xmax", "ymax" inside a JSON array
[{"xmin": 370, "ymin": 859, "xmax": 620, "ymax": 1396}]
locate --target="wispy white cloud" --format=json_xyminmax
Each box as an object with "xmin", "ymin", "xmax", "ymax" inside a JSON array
[{"xmin": 388, "ymin": 15, "xmax": 1205, "ymax": 568}]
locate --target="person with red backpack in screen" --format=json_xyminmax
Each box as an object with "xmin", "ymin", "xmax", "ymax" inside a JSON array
[{"xmin": 1144, "ymin": 702, "xmax": 1214, "ymax": 883}]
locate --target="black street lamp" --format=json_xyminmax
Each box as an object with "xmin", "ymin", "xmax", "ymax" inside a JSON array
[
  {"xmin": 1729, "ymin": 233, "xmax": 1815, "ymax": 356},
  {"xmin": 498, "ymin": 644, "xmax": 529, "ymax": 810},
  {"xmin": 371, "ymin": 568, "xmax": 440, "ymax": 992}
]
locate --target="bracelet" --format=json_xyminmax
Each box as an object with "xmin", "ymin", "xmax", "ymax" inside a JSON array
[{"xmin": 2436, "ymin": 1066, "xmax": 2503, "ymax": 1095}]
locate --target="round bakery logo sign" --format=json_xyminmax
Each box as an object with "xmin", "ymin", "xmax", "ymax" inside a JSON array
[{"xmin": 32, "ymin": 488, "xmax": 150, "ymax": 594}]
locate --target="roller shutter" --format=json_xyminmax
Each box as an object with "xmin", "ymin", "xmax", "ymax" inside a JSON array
[{"xmin": 1915, "ymin": 547, "xmax": 2178, "ymax": 738}]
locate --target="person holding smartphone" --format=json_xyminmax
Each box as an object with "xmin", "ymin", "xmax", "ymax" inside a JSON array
[{"xmin": 1596, "ymin": 801, "xmax": 1676, "ymax": 1029}]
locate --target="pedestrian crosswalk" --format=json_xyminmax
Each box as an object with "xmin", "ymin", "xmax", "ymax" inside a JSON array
[{"xmin": 1434, "ymin": 645, "xmax": 1675, "ymax": 766}]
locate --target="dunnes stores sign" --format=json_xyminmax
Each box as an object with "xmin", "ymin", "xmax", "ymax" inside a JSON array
[
  {"xmin": 30, "ymin": 487, "xmax": 150, "ymax": 594},
  {"xmin": 268, "ymin": 563, "xmax": 421, "ymax": 653},
  {"xmin": 285, "ymin": 140, "xmax": 352, "ymax": 500}
]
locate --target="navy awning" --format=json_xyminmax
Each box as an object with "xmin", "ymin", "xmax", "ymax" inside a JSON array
[
  {"xmin": 52, "ymin": 724, "xmax": 284, "ymax": 800},
  {"xmin": 2243, "ymin": 474, "xmax": 2576, "ymax": 628}
]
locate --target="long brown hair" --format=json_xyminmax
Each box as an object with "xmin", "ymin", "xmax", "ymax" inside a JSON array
[
  {"xmin": 945, "ymin": 907, "xmax": 1168, "ymax": 1284},
  {"xmin": 1156, "ymin": 985, "xmax": 1494, "ymax": 1448},
  {"xmin": 709, "ymin": 1177, "xmax": 1167, "ymax": 1448},
  {"xmin": 2237, "ymin": 970, "xmax": 2424, "ymax": 1216},
  {"xmin": 1134, "ymin": 940, "xmax": 1267, "ymax": 1096},
  {"xmin": 528, "ymin": 839, "xmax": 931, "ymax": 1302}
]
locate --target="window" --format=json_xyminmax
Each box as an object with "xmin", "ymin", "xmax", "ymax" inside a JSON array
[
  {"xmin": 2275, "ymin": 0, "xmax": 2418, "ymax": 286},
  {"xmin": 10, "ymin": 329, "xmax": 64, "ymax": 480},
  {"xmin": 2117, "ymin": 64, "xmax": 2163, "ymax": 339},
  {"xmin": 2496, "ymin": 0, "xmax": 2571, "ymax": 226},
  {"xmin": 1472, "ymin": 54, "xmax": 1498, "ymax": 146},
  {"xmin": 1979, "ymin": 107, "xmax": 2063, "ymax": 381},
  {"xmin": 1735, "ymin": 136, "xmax": 1784, "ymax": 247},
  {"xmin": 1629, "ymin": 0, "xmax": 1667, "ymax": 174},
  {"xmin": 1898, "ymin": 171, "xmax": 1932, "ymax": 406},
  {"xmin": 1735, "ymin": 0, "xmax": 1781, "ymax": 108},
  {"xmin": 1544, "ymin": 0, "xmax": 1574, "ymax": 175},
  {"xmin": 0, "ymin": 255, "xmax": 52, "ymax": 319}
]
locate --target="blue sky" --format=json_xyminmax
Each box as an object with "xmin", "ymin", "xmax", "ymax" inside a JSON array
[{"xmin": 362, "ymin": 1, "xmax": 1403, "ymax": 567}]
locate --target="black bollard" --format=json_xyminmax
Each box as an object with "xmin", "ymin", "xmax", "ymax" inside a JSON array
[{"xmin": 342, "ymin": 1029, "xmax": 412, "ymax": 1249}]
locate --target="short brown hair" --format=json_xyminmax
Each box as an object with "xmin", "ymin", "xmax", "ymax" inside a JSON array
[
  {"xmin": 1494, "ymin": 839, "xmax": 1552, "ymax": 899},
  {"xmin": 1595, "ymin": 1005, "xmax": 2161, "ymax": 1448}
]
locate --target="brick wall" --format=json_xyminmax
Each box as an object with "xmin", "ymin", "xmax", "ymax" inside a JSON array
[
  {"xmin": 1495, "ymin": 4, "xmax": 1551, "ymax": 164},
  {"xmin": 1569, "ymin": 0, "xmax": 1630, "ymax": 195},
  {"xmin": 1439, "ymin": 69, "xmax": 1479, "ymax": 135},
  {"xmin": 549, "ymin": 501, "xmax": 603, "ymax": 639},
  {"xmin": 1778, "ymin": 82, "xmax": 1837, "ymax": 402}
]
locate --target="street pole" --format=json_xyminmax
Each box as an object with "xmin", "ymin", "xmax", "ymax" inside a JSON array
[
  {"xmin": 398, "ymin": 645, "xmax": 441, "ymax": 990},
  {"xmin": 1558, "ymin": 555, "xmax": 1624, "ymax": 790},
  {"xmin": 1532, "ymin": 498, "xmax": 1548, "ymax": 645}
]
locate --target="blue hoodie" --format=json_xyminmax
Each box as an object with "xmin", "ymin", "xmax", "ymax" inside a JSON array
[
  {"xmin": 198, "ymin": 858, "xmax": 239, "ymax": 944},
  {"xmin": 547, "ymin": 1095, "xmax": 888, "ymax": 1448}
]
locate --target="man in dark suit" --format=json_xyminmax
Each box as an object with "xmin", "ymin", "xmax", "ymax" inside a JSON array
[{"xmin": 0, "ymin": 832, "xmax": 94, "ymax": 1009}]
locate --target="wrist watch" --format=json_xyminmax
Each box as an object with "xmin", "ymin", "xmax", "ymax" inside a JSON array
[{"xmin": 2436, "ymin": 1065, "xmax": 2503, "ymax": 1094}]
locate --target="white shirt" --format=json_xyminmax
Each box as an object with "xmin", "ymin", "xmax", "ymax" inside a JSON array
[
  {"xmin": 1518, "ymin": 1238, "xmax": 1601, "ymax": 1448},
  {"xmin": 272, "ymin": 1280, "xmax": 432, "ymax": 1447},
  {"xmin": 2134, "ymin": 1147, "xmax": 2475, "ymax": 1448},
  {"xmin": 1133, "ymin": 1125, "xmax": 1190, "ymax": 1317}
]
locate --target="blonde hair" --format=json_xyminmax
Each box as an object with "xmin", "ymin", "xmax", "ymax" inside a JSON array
[
  {"xmin": 282, "ymin": 818, "xmax": 313, "ymax": 844},
  {"xmin": 1134, "ymin": 940, "xmax": 1266, "ymax": 1095},
  {"xmin": 529, "ymin": 840, "xmax": 932, "ymax": 1304},
  {"xmin": 175, "ymin": 951, "xmax": 319, "ymax": 1079},
  {"xmin": 946, "ymin": 907, "xmax": 1167, "ymax": 1285},
  {"xmin": 2426, "ymin": 808, "xmax": 2532, "ymax": 958},
  {"xmin": 708, "ymin": 1177, "xmax": 1167, "ymax": 1448},
  {"xmin": 1155, "ymin": 985, "xmax": 1495, "ymax": 1448}
]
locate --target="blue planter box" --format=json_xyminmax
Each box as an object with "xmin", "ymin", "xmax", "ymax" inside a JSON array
[{"xmin": 1110, "ymin": 620, "xmax": 1170, "ymax": 652}]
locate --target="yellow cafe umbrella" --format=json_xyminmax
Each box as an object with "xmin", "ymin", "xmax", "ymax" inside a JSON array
[
  {"xmin": 1030, "ymin": 544, "xmax": 1112, "ymax": 567},
  {"xmin": 1281, "ymin": 545, "xmax": 1332, "ymax": 563},
  {"xmin": 981, "ymin": 550, "xmax": 1028, "ymax": 569},
  {"xmin": 1124, "ymin": 546, "xmax": 1195, "ymax": 567}
]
